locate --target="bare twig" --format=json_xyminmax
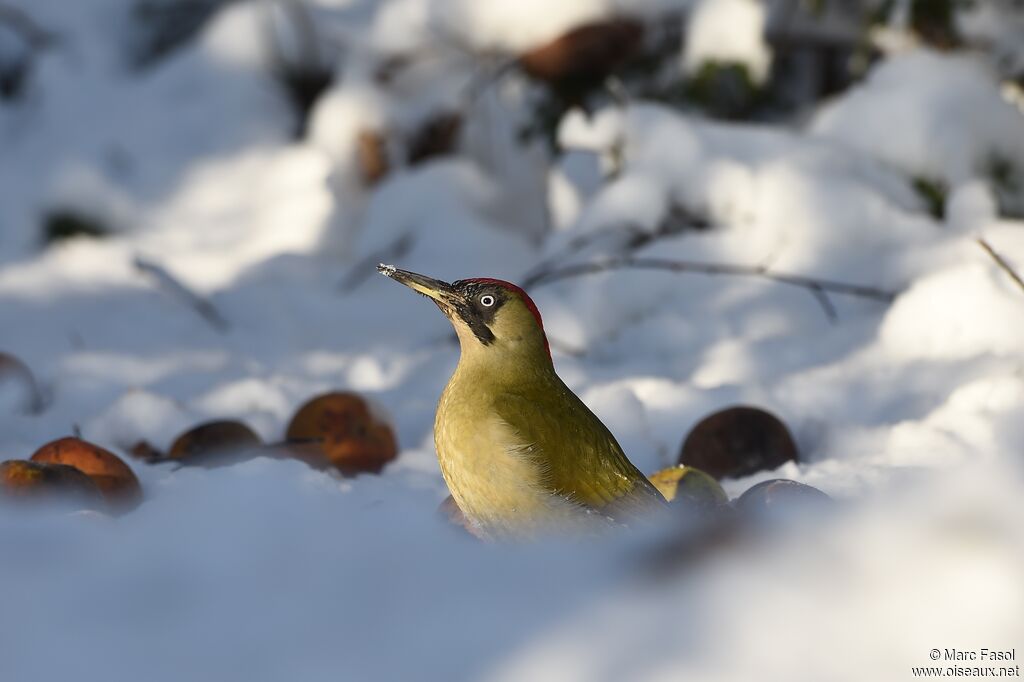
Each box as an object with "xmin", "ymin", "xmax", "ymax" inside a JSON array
[
  {"xmin": 520, "ymin": 223, "xmax": 649, "ymax": 287},
  {"xmin": 807, "ymin": 283, "xmax": 838, "ymax": 321},
  {"xmin": 526, "ymin": 256, "xmax": 898, "ymax": 321},
  {"xmin": 0, "ymin": 4, "xmax": 60, "ymax": 98},
  {"xmin": 521, "ymin": 212, "xmax": 709, "ymax": 289},
  {"xmin": 339, "ymin": 232, "xmax": 414, "ymax": 292},
  {"xmin": 0, "ymin": 4, "xmax": 58, "ymax": 47},
  {"xmin": 978, "ymin": 237, "xmax": 1024, "ymax": 297},
  {"xmin": 134, "ymin": 255, "xmax": 230, "ymax": 332},
  {"xmin": 0, "ymin": 352, "xmax": 46, "ymax": 414},
  {"xmin": 268, "ymin": 0, "xmax": 322, "ymax": 71}
]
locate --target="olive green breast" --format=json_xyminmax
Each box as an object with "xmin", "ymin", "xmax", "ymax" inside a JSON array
[
  {"xmin": 433, "ymin": 358, "xmax": 665, "ymax": 539},
  {"xmin": 435, "ymin": 373, "xmax": 592, "ymax": 540}
]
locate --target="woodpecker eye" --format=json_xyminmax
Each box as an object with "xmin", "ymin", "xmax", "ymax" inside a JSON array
[{"xmin": 479, "ymin": 294, "xmax": 496, "ymax": 307}]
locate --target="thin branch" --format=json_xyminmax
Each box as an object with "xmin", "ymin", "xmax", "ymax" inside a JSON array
[
  {"xmin": 520, "ymin": 223, "xmax": 648, "ymax": 288},
  {"xmin": 526, "ymin": 256, "xmax": 897, "ymax": 320},
  {"xmin": 339, "ymin": 232, "xmax": 414, "ymax": 292},
  {"xmin": 0, "ymin": 4, "xmax": 58, "ymax": 48},
  {"xmin": 0, "ymin": 352, "xmax": 46, "ymax": 414},
  {"xmin": 134, "ymin": 255, "xmax": 230, "ymax": 332},
  {"xmin": 806, "ymin": 283, "xmax": 838, "ymax": 322},
  {"xmin": 978, "ymin": 237, "xmax": 1024, "ymax": 297},
  {"xmin": 521, "ymin": 212, "xmax": 709, "ymax": 289}
]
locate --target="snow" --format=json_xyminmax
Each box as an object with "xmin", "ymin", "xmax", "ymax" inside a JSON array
[
  {"xmin": 880, "ymin": 250, "xmax": 1024, "ymax": 361},
  {"xmin": 425, "ymin": 0, "xmax": 614, "ymax": 53},
  {"xmin": 2, "ymin": 2, "xmax": 1024, "ymax": 681},
  {"xmin": 682, "ymin": 0, "xmax": 772, "ymax": 83},
  {"xmin": 812, "ymin": 50, "xmax": 1024, "ymax": 216},
  {"xmin": 958, "ymin": 1, "xmax": 1024, "ymax": 76}
]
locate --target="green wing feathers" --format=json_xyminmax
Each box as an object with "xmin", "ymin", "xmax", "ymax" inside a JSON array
[{"xmin": 495, "ymin": 387, "xmax": 667, "ymax": 523}]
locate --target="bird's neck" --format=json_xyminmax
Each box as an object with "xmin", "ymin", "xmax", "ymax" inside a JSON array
[{"xmin": 451, "ymin": 336, "xmax": 555, "ymax": 391}]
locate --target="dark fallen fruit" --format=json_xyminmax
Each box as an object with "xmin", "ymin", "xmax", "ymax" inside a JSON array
[
  {"xmin": 168, "ymin": 420, "xmax": 263, "ymax": 466},
  {"xmin": 733, "ymin": 479, "xmax": 832, "ymax": 523},
  {"xmin": 127, "ymin": 440, "xmax": 165, "ymax": 463},
  {"xmin": 357, "ymin": 128, "xmax": 389, "ymax": 186},
  {"xmin": 518, "ymin": 18, "xmax": 644, "ymax": 92},
  {"xmin": 679, "ymin": 405, "xmax": 798, "ymax": 480},
  {"xmin": 286, "ymin": 392, "xmax": 398, "ymax": 476},
  {"xmin": 31, "ymin": 437, "xmax": 141, "ymax": 505},
  {"xmin": 0, "ymin": 459, "xmax": 104, "ymax": 507},
  {"xmin": 648, "ymin": 465, "xmax": 728, "ymax": 512}
]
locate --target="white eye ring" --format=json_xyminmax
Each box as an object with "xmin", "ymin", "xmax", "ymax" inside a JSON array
[{"xmin": 480, "ymin": 295, "xmax": 495, "ymax": 307}]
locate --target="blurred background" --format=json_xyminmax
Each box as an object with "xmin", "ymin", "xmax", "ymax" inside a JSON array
[{"xmin": 1, "ymin": 1, "xmax": 1023, "ymax": 680}]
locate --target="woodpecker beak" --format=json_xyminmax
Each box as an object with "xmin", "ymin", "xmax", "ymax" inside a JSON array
[{"xmin": 377, "ymin": 264, "xmax": 463, "ymax": 310}]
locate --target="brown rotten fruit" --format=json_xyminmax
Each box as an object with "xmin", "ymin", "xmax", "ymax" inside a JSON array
[
  {"xmin": 168, "ymin": 420, "xmax": 263, "ymax": 467},
  {"xmin": 519, "ymin": 19, "xmax": 644, "ymax": 98},
  {"xmin": 0, "ymin": 459, "xmax": 104, "ymax": 507},
  {"xmin": 357, "ymin": 129, "xmax": 389, "ymax": 186},
  {"xmin": 31, "ymin": 437, "xmax": 141, "ymax": 505},
  {"xmin": 679, "ymin": 406, "xmax": 798, "ymax": 480},
  {"xmin": 286, "ymin": 392, "xmax": 397, "ymax": 476}
]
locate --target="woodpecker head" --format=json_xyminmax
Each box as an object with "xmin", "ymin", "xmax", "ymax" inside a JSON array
[{"xmin": 378, "ymin": 264, "xmax": 551, "ymax": 364}]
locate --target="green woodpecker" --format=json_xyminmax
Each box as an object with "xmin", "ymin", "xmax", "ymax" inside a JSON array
[{"xmin": 378, "ymin": 264, "xmax": 666, "ymax": 540}]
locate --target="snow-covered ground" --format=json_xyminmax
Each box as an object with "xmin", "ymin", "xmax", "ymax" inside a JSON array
[{"xmin": 2, "ymin": 1, "xmax": 1023, "ymax": 681}]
